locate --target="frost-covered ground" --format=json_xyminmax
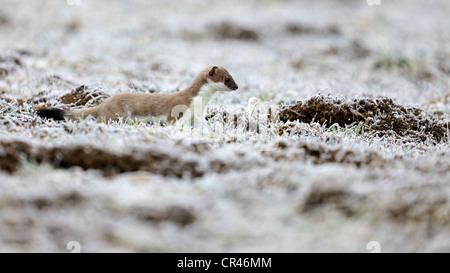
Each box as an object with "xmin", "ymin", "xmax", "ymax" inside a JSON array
[{"xmin": 0, "ymin": 0, "xmax": 449, "ymax": 252}]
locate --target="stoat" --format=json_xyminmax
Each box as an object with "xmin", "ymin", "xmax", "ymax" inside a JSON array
[{"xmin": 36, "ymin": 66, "xmax": 238, "ymax": 124}]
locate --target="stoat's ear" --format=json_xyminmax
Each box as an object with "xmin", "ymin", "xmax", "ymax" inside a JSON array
[{"xmin": 209, "ymin": 66, "xmax": 218, "ymax": 77}]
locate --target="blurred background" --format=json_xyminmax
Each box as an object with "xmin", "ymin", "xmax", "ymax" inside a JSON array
[
  {"xmin": 0, "ymin": 0, "xmax": 449, "ymax": 253},
  {"xmin": 0, "ymin": 0, "xmax": 449, "ymax": 110}
]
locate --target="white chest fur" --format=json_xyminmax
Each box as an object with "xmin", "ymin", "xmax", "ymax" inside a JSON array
[{"xmin": 185, "ymin": 80, "xmax": 228, "ymax": 125}]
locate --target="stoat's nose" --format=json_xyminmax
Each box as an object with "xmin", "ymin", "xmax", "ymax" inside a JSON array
[
  {"xmin": 225, "ymin": 76, "xmax": 238, "ymax": 91},
  {"xmin": 230, "ymin": 81, "xmax": 238, "ymax": 90}
]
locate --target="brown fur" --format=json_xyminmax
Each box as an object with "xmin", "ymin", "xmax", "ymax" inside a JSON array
[{"xmin": 68, "ymin": 66, "xmax": 238, "ymax": 123}]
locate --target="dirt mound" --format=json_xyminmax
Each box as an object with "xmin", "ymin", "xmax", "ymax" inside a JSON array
[
  {"xmin": 0, "ymin": 139, "xmax": 245, "ymax": 177},
  {"xmin": 59, "ymin": 85, "xmax": 108, "ymax": 107},
  {"xmin": 384, "ymin": 185, "xmax": 450, "ymax": 223},
  {"xmin": 0, "ymin": 140, "xmax": 201, "ymax": 177},
  {"xmin": 8, "ymin": 191, "xmax": 85, "ymax": 211},
  {"xmin": 322, "ymin": 40, "xmax": 371, "ymax": 59},
  {"xmin": 299, "ymin": 180, "xmax": 450, "ymax": 225},
  {"xmin": 210, "ymin": 22, "xmax": 259, "ymax": 41},
  {"xmin": 301, "ymin": 185, "xmax": 358, "ymax": 216},
  {"xmin": 285, "ymin": 22, "xmax": 341, "ymax": 36},
  {"xmin": 31, "ymin": 85, "xmax": 109, "ymax": 109},
  {"xmin": 280, "ymin": 95, "xmax": 449, "ymax": 143},
  {"xmin": 263, "ymin": 140, "xmax": 385, "ymax": 167},
  {"xmin": 133, "ymin": 205, "xmax": 196, "ymax": 227}
]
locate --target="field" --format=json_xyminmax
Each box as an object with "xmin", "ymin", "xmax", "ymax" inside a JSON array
[{"xmin": 0, "ymin": 0, "xmax": 449, "ymax": 252}]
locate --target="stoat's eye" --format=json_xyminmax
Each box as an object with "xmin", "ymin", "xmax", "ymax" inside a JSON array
[{"xmin": 224, "ymin": 78, "xmax": 230, "ymax": 83}]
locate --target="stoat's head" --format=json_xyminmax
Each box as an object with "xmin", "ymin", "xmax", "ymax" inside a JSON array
[{"xmin": 204, "ymin": 66, "xmax": 239, "ymax": 91}]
